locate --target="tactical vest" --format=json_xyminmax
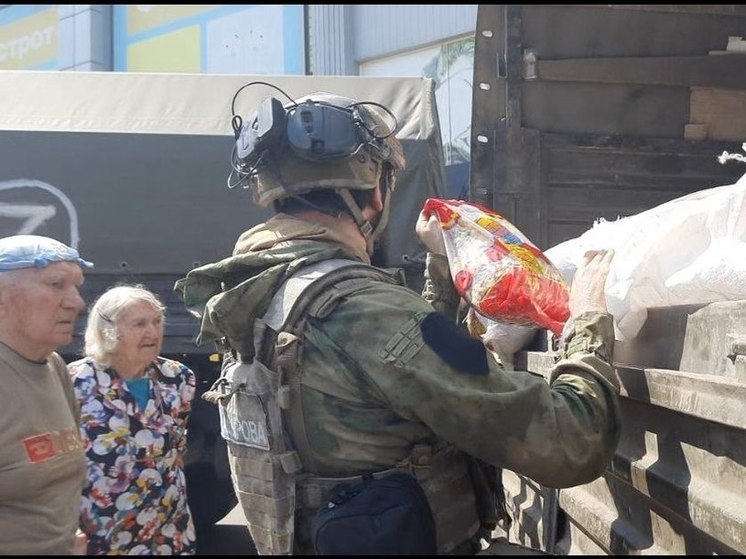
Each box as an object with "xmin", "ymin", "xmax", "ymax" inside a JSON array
[{"xmin": 204, "ymin": 259, "xmax": 485, "ymax": 555}]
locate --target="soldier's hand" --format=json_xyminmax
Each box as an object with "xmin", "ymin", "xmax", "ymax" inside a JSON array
[
  {"xmin": 416, "ymin": 210, "xmax": 446, "ymax": 255},
  {"xmin": 569, "ymin": 249, "xmax": 615, "ymax": 318}
]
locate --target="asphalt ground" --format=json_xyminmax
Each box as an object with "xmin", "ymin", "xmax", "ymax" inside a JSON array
[{"xmin": 196, "ymin": 504, "xmax": 257, "ymax": 556}]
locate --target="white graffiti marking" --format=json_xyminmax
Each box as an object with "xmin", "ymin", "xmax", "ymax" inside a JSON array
[
  {"xmin": 0, "ymin": 180, "xmax": 80, "ymax": 248},
  {"xmin": 0, "ymin": 203, "xmax": 56, "ymax": 233}
]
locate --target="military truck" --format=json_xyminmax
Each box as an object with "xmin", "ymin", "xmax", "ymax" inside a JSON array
[
  {"xmin": 470, "ymin": 4, "xmax": 746, "ymax": 554},
  {"xmin": 0, "ymin": 70, "xmax": 448, "ymax": 531}
]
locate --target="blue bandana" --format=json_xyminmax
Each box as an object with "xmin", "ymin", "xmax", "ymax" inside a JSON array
[{"xmin": 0, "ymin": 235, "xmax": 93, "ymax": 271}]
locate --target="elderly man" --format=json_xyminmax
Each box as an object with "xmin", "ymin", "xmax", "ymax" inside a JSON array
[{"xmin": 0, "ymin": 235, "xmax": 92, "ymax": 555}]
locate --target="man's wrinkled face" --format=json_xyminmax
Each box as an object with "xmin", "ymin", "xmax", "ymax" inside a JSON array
[{"xmin": 0, "ymin": 261, "xmax": 85, "ymax": 360}]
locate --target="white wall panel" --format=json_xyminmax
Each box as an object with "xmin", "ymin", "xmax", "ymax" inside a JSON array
[{"xmin": 311, "ymin": 4, "xmax": 476, "ymax": 75}]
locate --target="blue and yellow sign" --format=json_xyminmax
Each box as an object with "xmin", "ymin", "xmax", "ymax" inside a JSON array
[
  {"xmin": 0, "ymin": 5, "xmax": 59, "ymax": 70},
  {"xmin": 113, "ymin": 5, "xmax": 305, "ymax": 75}
]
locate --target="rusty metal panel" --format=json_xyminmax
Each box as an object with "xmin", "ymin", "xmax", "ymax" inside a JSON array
[
  {"xmin": 500, "ymin": 469, "xmax": 557, "ymax": 552},
  {"xmin": 679, "ymin": 302, "xmax": 746, "ymax": 381},
  {"xmin": 492, "ymin": 127, "xmax": 545, "ymax": 246},
  {"xmin": 563, "ymin": 390, "xmax": 745, "ymax": 554},
  {"xmin": 506, "ymin": 301, "xmax": 746, "ymax": 554},
  {"xmin": 520, "ymin": 5, "xmax": 746, "ymax": 59}
]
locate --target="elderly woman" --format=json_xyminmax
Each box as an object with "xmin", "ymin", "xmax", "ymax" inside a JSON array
[{"xmin": 68, "ymin": 285, "xmax": 197, "ymax": 555}]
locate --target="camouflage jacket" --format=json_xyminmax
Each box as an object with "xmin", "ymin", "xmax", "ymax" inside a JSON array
[{"xmin": 175, "ymin": 213, "xmax": 620, "ymax": 488}]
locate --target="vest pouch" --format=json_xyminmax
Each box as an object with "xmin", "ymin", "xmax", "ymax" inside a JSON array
[
  {"xmin": 219, "ymin": 358, "xmax": 299, "ymax": 555},
  {"xmin": 217, "ymin": 361, "xmax": 273, "ymax": 452},
  {"xmin": 310, "ymin": 472, "xmax": 437, "ymax": 556}
]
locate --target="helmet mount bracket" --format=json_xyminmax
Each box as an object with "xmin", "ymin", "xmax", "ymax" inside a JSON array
[{"xmin": 226, "ymin": 82, "xmax": 406, "ymax": 220}]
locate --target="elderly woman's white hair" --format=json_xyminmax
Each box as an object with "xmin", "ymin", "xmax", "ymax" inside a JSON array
[{"xmin": 85, "ymin": 284, "xmax": 165, "ymax": 365}]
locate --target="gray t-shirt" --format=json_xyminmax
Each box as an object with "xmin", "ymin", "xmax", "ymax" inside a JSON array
[{"xmin": 0, "ymin": 343, "xmax": 85, "ymax": 555}]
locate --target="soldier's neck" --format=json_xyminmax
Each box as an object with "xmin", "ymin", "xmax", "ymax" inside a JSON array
[{"xmin": 295, "ymin": 209, "xmax": 368, "ymax": 258}]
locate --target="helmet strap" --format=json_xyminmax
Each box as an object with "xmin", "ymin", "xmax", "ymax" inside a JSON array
[
  {"xmin": 336, "ymin": 177, "xmax": 393, "ymax": 255},
  {"xmin": 368, "ymin": 182, "xmax": 393, "ymax": 250},
  {"xmin": 337, "ymin": 188, "xmax": 374, "ymax": 243}
]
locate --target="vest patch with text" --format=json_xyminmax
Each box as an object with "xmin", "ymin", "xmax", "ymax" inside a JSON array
[{"xmin": 219, "ymin": 390, "xmax": 271, "ymax": 450}]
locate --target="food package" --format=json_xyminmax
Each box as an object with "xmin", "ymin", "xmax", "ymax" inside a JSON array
[
  {"xmin": 422, "ymin": 198, "xmax": 570, "ymax": 335},
  {"xmin": 465, "ymin": 308, "xmax": 538, "ymax": 370}
]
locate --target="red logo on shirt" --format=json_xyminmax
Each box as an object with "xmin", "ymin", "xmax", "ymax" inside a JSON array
[{"xmin": 23, "ymin": 433, "xmax": 56, "ymax": 463}]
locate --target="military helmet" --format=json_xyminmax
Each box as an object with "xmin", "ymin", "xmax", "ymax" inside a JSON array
[{"xmin": 233, "ymin": 91, "xmax": 406, "ymax": 208}]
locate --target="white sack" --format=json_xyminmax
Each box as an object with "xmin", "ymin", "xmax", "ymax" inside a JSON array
[{"xmin": 546, "ymin": 168, "xmax": 746, "ymax": 341}]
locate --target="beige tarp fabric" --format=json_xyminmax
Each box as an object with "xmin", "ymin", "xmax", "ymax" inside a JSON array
[
  {"xmin": 0, "ymin": 70, "xmax": 447, "ymax": 284},
  {"xmin": 0, "ymin": 71, "xmax": 436, "ymax": 138}
]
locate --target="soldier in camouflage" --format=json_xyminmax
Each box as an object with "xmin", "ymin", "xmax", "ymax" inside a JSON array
[{"xmin": 175, "ymin": 89, "xmax": 620, "ymax": 555}]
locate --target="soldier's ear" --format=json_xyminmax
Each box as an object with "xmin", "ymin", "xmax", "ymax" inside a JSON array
[
  {"xmin": 372, "ymin": 184, "xmax": 384, "ymax": 212},
  {"xmin": 361, "ymin": 184, "xmax": 384, "ymax": 221}
]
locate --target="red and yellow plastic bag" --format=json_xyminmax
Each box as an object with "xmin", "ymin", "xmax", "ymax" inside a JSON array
[{"xmin": 422, "ymin": 198, "xmax": 570, "ymax": 335}]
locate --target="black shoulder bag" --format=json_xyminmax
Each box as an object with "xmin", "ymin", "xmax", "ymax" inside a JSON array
[{"xmin": 310, "ymin": 472, "xmax": 437, "ymax": 555}]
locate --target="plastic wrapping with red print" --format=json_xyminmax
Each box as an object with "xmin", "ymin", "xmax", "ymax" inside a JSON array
[{"xmin": 422, "ymin": 198, "xmax": 570, "ymax": 335}]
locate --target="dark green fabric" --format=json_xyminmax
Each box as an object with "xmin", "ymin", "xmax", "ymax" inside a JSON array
[
  {"xmin": 174, "ymin": 214, "xmax": 621, "ymax": 488},
  {"xmin": 175, "ymin": 240, "xmax": 360, "ymax": 356}
]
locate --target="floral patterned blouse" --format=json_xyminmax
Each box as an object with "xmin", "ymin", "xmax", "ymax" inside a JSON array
[{"xmin": 69, "ymin": 356, "xmax": 197, "ymax": 555}]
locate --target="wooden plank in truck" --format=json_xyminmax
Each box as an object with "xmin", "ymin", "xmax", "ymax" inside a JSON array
[
  {"xmin": 690, "ymin": 87, "xmax": 746, "ymax": 142},
  {"xmin": 531, "ymin": 55, "xmax": 746, "ymax": 89},
  {"xmin": 470, "ymin": 5, "xmax": 746, "ymax": 249}
]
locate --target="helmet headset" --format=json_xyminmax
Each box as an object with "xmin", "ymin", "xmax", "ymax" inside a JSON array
[{"xmin": 227, "ymin": 81, "xmax": 405, "ymax": 253}]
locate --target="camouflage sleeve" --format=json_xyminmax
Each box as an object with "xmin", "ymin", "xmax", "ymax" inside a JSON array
[
  {"xmin": 550, "ymin": 312, "xmax": 617, "ymax": 386},
  {"xmin": 545, "ymin": 311, "xmax": 621, "ymax": 480},
  {"xmin": 421, "ymin": 253, "xmax": 460, "ymax": 320},
  {"xmin": 550, "ymin": 311, "xmax": 620, "ymax": 402},
  {"xmin": 341, "ymin": 289, "xmax": 621, "ymax": 489}
]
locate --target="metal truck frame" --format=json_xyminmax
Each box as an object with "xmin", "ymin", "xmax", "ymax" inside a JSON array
[{"xmin": 470, "ymin": 4, "xmax": 746, "ymax": 554}]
